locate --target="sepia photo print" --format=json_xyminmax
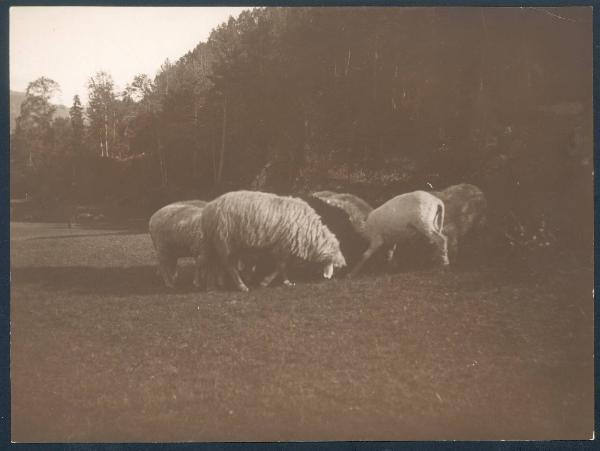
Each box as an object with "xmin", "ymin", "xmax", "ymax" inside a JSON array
[{"xmin": 8, "ymin": 5, "xmax": 594, "ymax": 442}]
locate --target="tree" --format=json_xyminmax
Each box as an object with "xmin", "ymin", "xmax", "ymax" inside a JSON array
[
  {"xmin": 123, "ymin": 74, "xmax": 154, "ymax": 104},
  {"xmin": 11, "ymin": 77, "xmax": 62, "ymax": 199},
  {"xmin": 13, "ymin": 77, "xmax": 60, "ymax": 167},
  {"xmin": 69, "ymin": 95, "xmax": 84, "ymax": 153},
  {"xmin": 87, "ymin": 71, "xmax": 117, "ymax": 158}
]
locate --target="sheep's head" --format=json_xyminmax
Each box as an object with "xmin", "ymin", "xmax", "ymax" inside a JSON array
[
  {"xmin": 437, "ymin": 248, "xmax": 450, "ymax": 266},
  {"xmin": 322, "ymin": 249, "xmax": 346, "ymax": 279},
  {"xmin": 310, "ymin": 220, "xmax": 347, "ymax": 278}
]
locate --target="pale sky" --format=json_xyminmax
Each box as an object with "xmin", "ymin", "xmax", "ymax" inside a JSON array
[{"xmin": 10, "ymin": 6, "xmax": 249, "ymax": 106}]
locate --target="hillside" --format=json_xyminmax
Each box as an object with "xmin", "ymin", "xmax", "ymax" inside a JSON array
[{"xmin": 10, "ymin": 90, "xmax": 69, "ymax": 132}]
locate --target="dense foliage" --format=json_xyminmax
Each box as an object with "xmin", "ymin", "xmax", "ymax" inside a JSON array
[{"xmin": 10, "ymin": 7, "xmax": 592, "ymax": 259}]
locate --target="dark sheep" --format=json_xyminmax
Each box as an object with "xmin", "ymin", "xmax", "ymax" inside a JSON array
[{"xmin": 299, "ymin": 195, "xmax": 369, "ymax": 271}]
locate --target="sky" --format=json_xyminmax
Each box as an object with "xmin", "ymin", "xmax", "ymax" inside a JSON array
[{"xmin": 10, "ymin": 6, "xmax": 249, "ymax": 106}]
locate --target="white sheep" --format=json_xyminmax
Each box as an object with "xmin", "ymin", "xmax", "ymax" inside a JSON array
[
  {"xmin": 148, "ymin": 201, "xmax": 208, "ymax": 288},
  {"xmin": 201, "ymin": 190, "xmax": 347, "ymax": 292},
  {"xmin": 348, "ymin": 190, "xmax": 449, "ymax": 277},
  {"xmin": 430, "ymin": 183, "xmax": 487, "ymax": 258},
  {"xmin": 313, "ymin": 191, "xmax": 373, "ymax": 238}
]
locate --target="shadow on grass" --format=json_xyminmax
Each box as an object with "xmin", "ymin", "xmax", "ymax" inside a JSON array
[
  {"xmin": 27, "ymin": 231, "xmax": 141, "ymax": 241},
  {"xmin": 11, "ymin": 265, "xmax": 202, "ymax": 296}
]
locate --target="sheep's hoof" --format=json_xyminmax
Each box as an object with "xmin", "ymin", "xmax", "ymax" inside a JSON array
[
  {"xmin": 283, "ymin": 280, "xmax": 295, "ymax": 287},
  {"xmin": 237, "ymin": 284, "xmax": 250, "ymax": 292}
]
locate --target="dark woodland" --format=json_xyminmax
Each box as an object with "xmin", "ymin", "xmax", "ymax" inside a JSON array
[{"xmin": 10, "ymin": 7, "xmax": 593, "ymax": 262}]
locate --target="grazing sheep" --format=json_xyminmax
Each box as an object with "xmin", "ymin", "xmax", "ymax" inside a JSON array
[
  {"xmin": 201, "ymin": 190, "xmax": 347, "ymax": 292},
  {"xmin": 313, "ymin": 191, "xmax": 373, "ymax": 238},
  {"xmin": 349, "ymin": 190, "xmax": 449, "ymax": 277},
  {"xmin": 430, "ymin": 183, "xmax": 487, "ymax": 258},
  {"xmin": 148, "ymin": 202, "xmax": 207, "ymax": 288},
  {"xmin": 300, "ymin": 195, "xmax": 368, "ymax": 269},
  {"xmin": 238, "ymin": 195, "xmax": 367, "ymax": 284}
]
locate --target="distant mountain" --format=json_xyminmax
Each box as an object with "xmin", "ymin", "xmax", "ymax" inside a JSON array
[{"xmin": 10, "ymin": 90, "xmax": 70, "ymax": 132}]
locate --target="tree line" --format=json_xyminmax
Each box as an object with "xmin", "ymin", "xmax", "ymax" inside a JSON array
[{"xmin": 10, "ymin": 7, "xmax": 592, "ymax": 258}]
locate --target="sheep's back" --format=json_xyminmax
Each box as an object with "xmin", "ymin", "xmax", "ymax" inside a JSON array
[
  {"xmin": 149, "ymin": 203, "xmax": 205, "ymax": 256},
  {"xmin": 205, "ymin": 191, "xmax": 327, "ymax": 258},
  {"xmin": 176, "ymin": 199, "xmax": 208, "ymax": 208},
  {"xmin": 367, "ymin": 191, "xmax": 440, "ymax": 241},
  {"xmin": 331, "ymin": 193, "xmax": 373, "ymax": 217},
  {"xmin": 312, "ymin": 190, "xmax": 338, "ymax": 199},
  {"xmin": 313, "ymin": 192, "xmax": 373, "ymax": 236}
]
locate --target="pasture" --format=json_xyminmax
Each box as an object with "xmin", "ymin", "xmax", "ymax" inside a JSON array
[{"xmin": 10, "ymin": 222, "xmax": 593, "ymax": 442}]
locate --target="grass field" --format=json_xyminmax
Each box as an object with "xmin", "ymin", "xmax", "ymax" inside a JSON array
[{"xmin": 10, "ymin": 222, "xmax": 594, "ymax": 442}]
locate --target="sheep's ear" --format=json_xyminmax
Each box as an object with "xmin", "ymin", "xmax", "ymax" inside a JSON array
[{"xmin": 323, "ymin": 263, "xmax": 334, "ymax": 279}]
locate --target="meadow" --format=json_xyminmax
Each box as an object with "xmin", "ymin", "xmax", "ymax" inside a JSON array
[{"xmin": 10, "ymin": 221, "xmax": 593, "ymax": 442}]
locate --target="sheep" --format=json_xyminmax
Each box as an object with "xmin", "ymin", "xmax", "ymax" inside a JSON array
[
  {"xmin": 348, "ymin": 190, "xmax": 449, "ymax": 277},
  {"xmin": 313, "ymin": 191, "xmax": 373, "ymax": 238},
  {"xmin": 299, "ymin": 195, "xmax": 368, "ymax": 270},
  {"xmin": 430, "ymin": 183, "xmax": 487, "ymax": 259},
  {"xmin": 238, "ymin": 195, "xmax": 367, "ymax": 284},
  {"xmin": 201, "ymin": 190, "xmax": 347, "ymax": 292},
  {"xmin": 246, "ymin": 195, "xmax": 367, "ymax": 283},
  {"xmin": 148, "ymin": 201, "xmax": 208, "ymax": 288}
]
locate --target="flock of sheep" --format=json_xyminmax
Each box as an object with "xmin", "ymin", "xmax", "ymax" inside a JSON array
[{"xmin": 148, "ymin": 184, "xmax": 487, "ymax": 292}]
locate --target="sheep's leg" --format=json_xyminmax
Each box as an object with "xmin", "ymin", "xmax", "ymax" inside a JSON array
[
  {"xmin": 386, "ymin": 243, "xmax": 399, "ymax": 270},
  {"xmin": 259, "ymin": 255, "xmax": 293, "ymax": 287},
  {"xmin": 281, "ymin": 265, "xmax": 295, "ymax": 287},
  {"xmin": 260, "ymin": 270, "xmax": 279, "ymax": 287},
  {"xmin": 224, "ymin": 256, "xmax": 250, "ymax": 292},
  {"xmin": 265, "ymin": 260, "xmax": 294, "ymax": 287},
  {"xmin": 236, "ymin": 256, "xmax": 256, "ymax": 284},
  {"xmin": 170, "ymin": 259, "xmax": 179, "ymax": 284},
  {"xmin": 202, "ymin": 257, "xmax": 229, "ymax": 291},
  {"xmin": 210, "ymin": 240, "xmax": 247, "ymax": 291},
  {"xmin": 446, "ymin": 233, "xmax": 458, "ymax": 260},
  {"xmin": 193, "ymin": 255, "xmax": 205, "ymax": 289},
  {"xmin": 260, "ymin": 264, "xmax": 281, "ymax": 287},
  {"xmin": 424, "ymin": 229, "xmax": 450, "ymax": 266},
  {"xmin": 226, "ymin": 265, "xmax": 249, "ymax": 292},
  {"xmin": 348, "ymin": 236, "xmax": 384, "ymax": 278},
  {"xmin": 386, "ymin": 244, "xmax": 397, "ymax": 263},
  {"xmin": 158, "ymin": 264, "xmax": 174, "ymax": 288},
  {"xmin": 158, "ymin": 253, "xmax": 178, "ymax": 288}
]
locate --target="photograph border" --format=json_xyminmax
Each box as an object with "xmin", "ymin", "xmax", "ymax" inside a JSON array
[{"xmin": 1, "ymin": 0, "xmax": 597, "ymax": 449}]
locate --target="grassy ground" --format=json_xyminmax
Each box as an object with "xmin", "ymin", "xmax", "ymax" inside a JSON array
[{"xmin": 10, "ymin": 222, "xmax": 594, "ymax": 442}]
